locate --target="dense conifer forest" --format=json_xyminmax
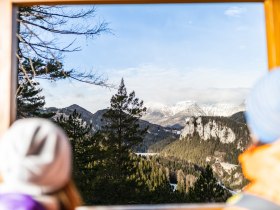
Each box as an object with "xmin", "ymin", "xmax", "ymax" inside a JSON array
[{"xmin": 53, "ymin": 80, "xmax": 233, "ymax": 204}]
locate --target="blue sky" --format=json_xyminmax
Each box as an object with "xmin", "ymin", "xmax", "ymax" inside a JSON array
[{"xmin": 40, "ymin": 3, "xmax": 267, "ymax": 112}]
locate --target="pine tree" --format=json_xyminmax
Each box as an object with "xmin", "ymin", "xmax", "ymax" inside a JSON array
[
  {"xmin": 55, "ymin": 109, "xmax": 97, "ymax": 203},
  {"xmin": 188, "ymin": 165, "xmax": 231, "ymax": 203},
  {"xmin": 91, "ymin": 78, "xmax": 148, "ymax": 204},
  {"xmin": 177, "ymin": 169, "xmax": 186, "ymax": 193},
  {"xmin": 99, "ymin": 78, "xmax": 148, "ymax": 178},
  {"xmin": 102, "ymin": 78, "xmax": 147, "ymax": 149},
  {"xmin": 17, "ymin": 79, "xmax": 55, "ymax": 118},
  {"xmin": 55, "ymin": 109, "xmax": 92, "ymax": 154},
  {"xmin": 90, "ymin": 79, "xmax": 189, "ymax": 204}
]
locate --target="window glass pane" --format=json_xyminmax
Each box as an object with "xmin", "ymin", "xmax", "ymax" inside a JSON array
[{"xmin": 16, "ymin": 3, "xmax": 266, "ymax": 205}]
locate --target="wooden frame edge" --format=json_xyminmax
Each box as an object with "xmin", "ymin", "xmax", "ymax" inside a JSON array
[
  {"xmin": 12, "ymin": 0, "xmax": 263, "ymax": 6},
  {"xmin": 0, "ymin": 0, "xmax": 17, "ymax": 136},
  {"xmin": 265, "ymin": 0, "xmax": 280, "ymax": 70}
]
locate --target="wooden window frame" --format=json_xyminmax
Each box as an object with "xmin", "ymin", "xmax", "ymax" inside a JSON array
[
  {"xmin": 0, "ymin": 1, "xmax": 279, "ymax": 209},
  {"xmin": 0, "ymin": 0, "xmax": 278, "ymax": 136}
]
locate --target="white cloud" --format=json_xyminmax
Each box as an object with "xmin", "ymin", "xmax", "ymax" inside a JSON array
[
  {"xmin": 174, "ymin": 88, "xmax": 249, "ymax": 105},
  {"xmin": 99, "ymin": 65, "xmax": 262, "ymax": 107},
  {"xmin": 40, "ymin": 64, "xmax": 264, "ymax": 113},
  {"xmin": 224, "ymin": 7, "xmax": 247, "ymax": 17}
]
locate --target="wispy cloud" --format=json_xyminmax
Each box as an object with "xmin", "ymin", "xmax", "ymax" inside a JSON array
[
  {"xmin": 40, "ymin": 62, "xmax": 266, "ymax": 112},
  {"xmin": 176, "ymin": 88, "xmax": 249, "ymax": 105},
  {"xmin": 224, "ymin": 7, "xmax": 247, "ymax": 17}
]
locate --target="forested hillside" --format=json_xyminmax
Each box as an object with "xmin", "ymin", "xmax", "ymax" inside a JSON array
[{"xmin": 156, "ymin": 116, "xmax": 250, "ymax": 190}]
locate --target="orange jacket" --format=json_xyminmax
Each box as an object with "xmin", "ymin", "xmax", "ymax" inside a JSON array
[{"xmin": 225, "ymin": 141, "xmax": 280, "ymax": 210}]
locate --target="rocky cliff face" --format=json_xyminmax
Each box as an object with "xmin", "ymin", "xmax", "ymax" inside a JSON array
[
  {"xmin": 180, "ymin": 117, "xmax": 236, "ymax": 144},
  {"xmin": 161, "ymin": 115, "xmax": 251, "ymax": 190}
]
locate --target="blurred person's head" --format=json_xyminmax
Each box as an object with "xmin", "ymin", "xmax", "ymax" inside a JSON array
[
  {"xmin": 246, "ymin": 69, "xmax": 280, "ymax": 145},
  {"xmin": 0, "ymin": 118, "xmax": 82, "ymax": 210}
]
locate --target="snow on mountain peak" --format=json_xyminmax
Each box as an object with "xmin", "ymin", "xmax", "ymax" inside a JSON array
[
  {"xmin": 145, "ymin": 102, "xmax": 172, "ymax": 117},
  {"xmin": 145, "ymin": 102, "xmax": 169, "ymax": 110},
  {"xmin": 142, "ymin": 101, "xmax": 245, "ymax": 127},
  {"xmin": 145, "ymin": 101, "xmax": 202, "ymax": 117},
  {"xmin": 201, "ymin": 103, "xmax": 245, "ymax": 116},
  {"xmin": 171, "ymin": 100, "xmax": 197, "ymax": 115}
]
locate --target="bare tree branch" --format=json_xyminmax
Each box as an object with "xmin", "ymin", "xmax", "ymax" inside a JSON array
[
  {"xmin": 28, "ymin": 6, "xmax": 96, "ymax": 19},
  {"xmin": 20, "ymin": 19, "xmax": 109, "ymax": 37},
  {"xmin": 17, "ymin": 5, "xmax": 112, "ymax": 88}
]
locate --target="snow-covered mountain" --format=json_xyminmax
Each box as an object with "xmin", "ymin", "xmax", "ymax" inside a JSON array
[
  {"xmin": 142, "ymin": 101, "xmax": 245, "ymax": 128},
  {"xmin": 201, "ymin": 103, "xmax": 245, "ymax": 117}
]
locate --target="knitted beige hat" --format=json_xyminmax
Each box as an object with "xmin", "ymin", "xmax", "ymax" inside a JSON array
[{"xmin": 0, "ymin": 118, "xmax": 72, "ymax": 195}]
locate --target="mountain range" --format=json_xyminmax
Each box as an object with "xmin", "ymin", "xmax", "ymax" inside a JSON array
[
  {"xmin": 46, "ymin": 102, "xmax": 247, "ymax": 152},
  {"xmin": 46, "ymin": 102, "xmax": 250, "ymax": 190},
  {"xmin": 47, "ymin": 104, "xmax": 179, "ymax": 152},
  {"xmin": 142, "ymin": 101, "xmax": 245, "ymax": 128}
]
